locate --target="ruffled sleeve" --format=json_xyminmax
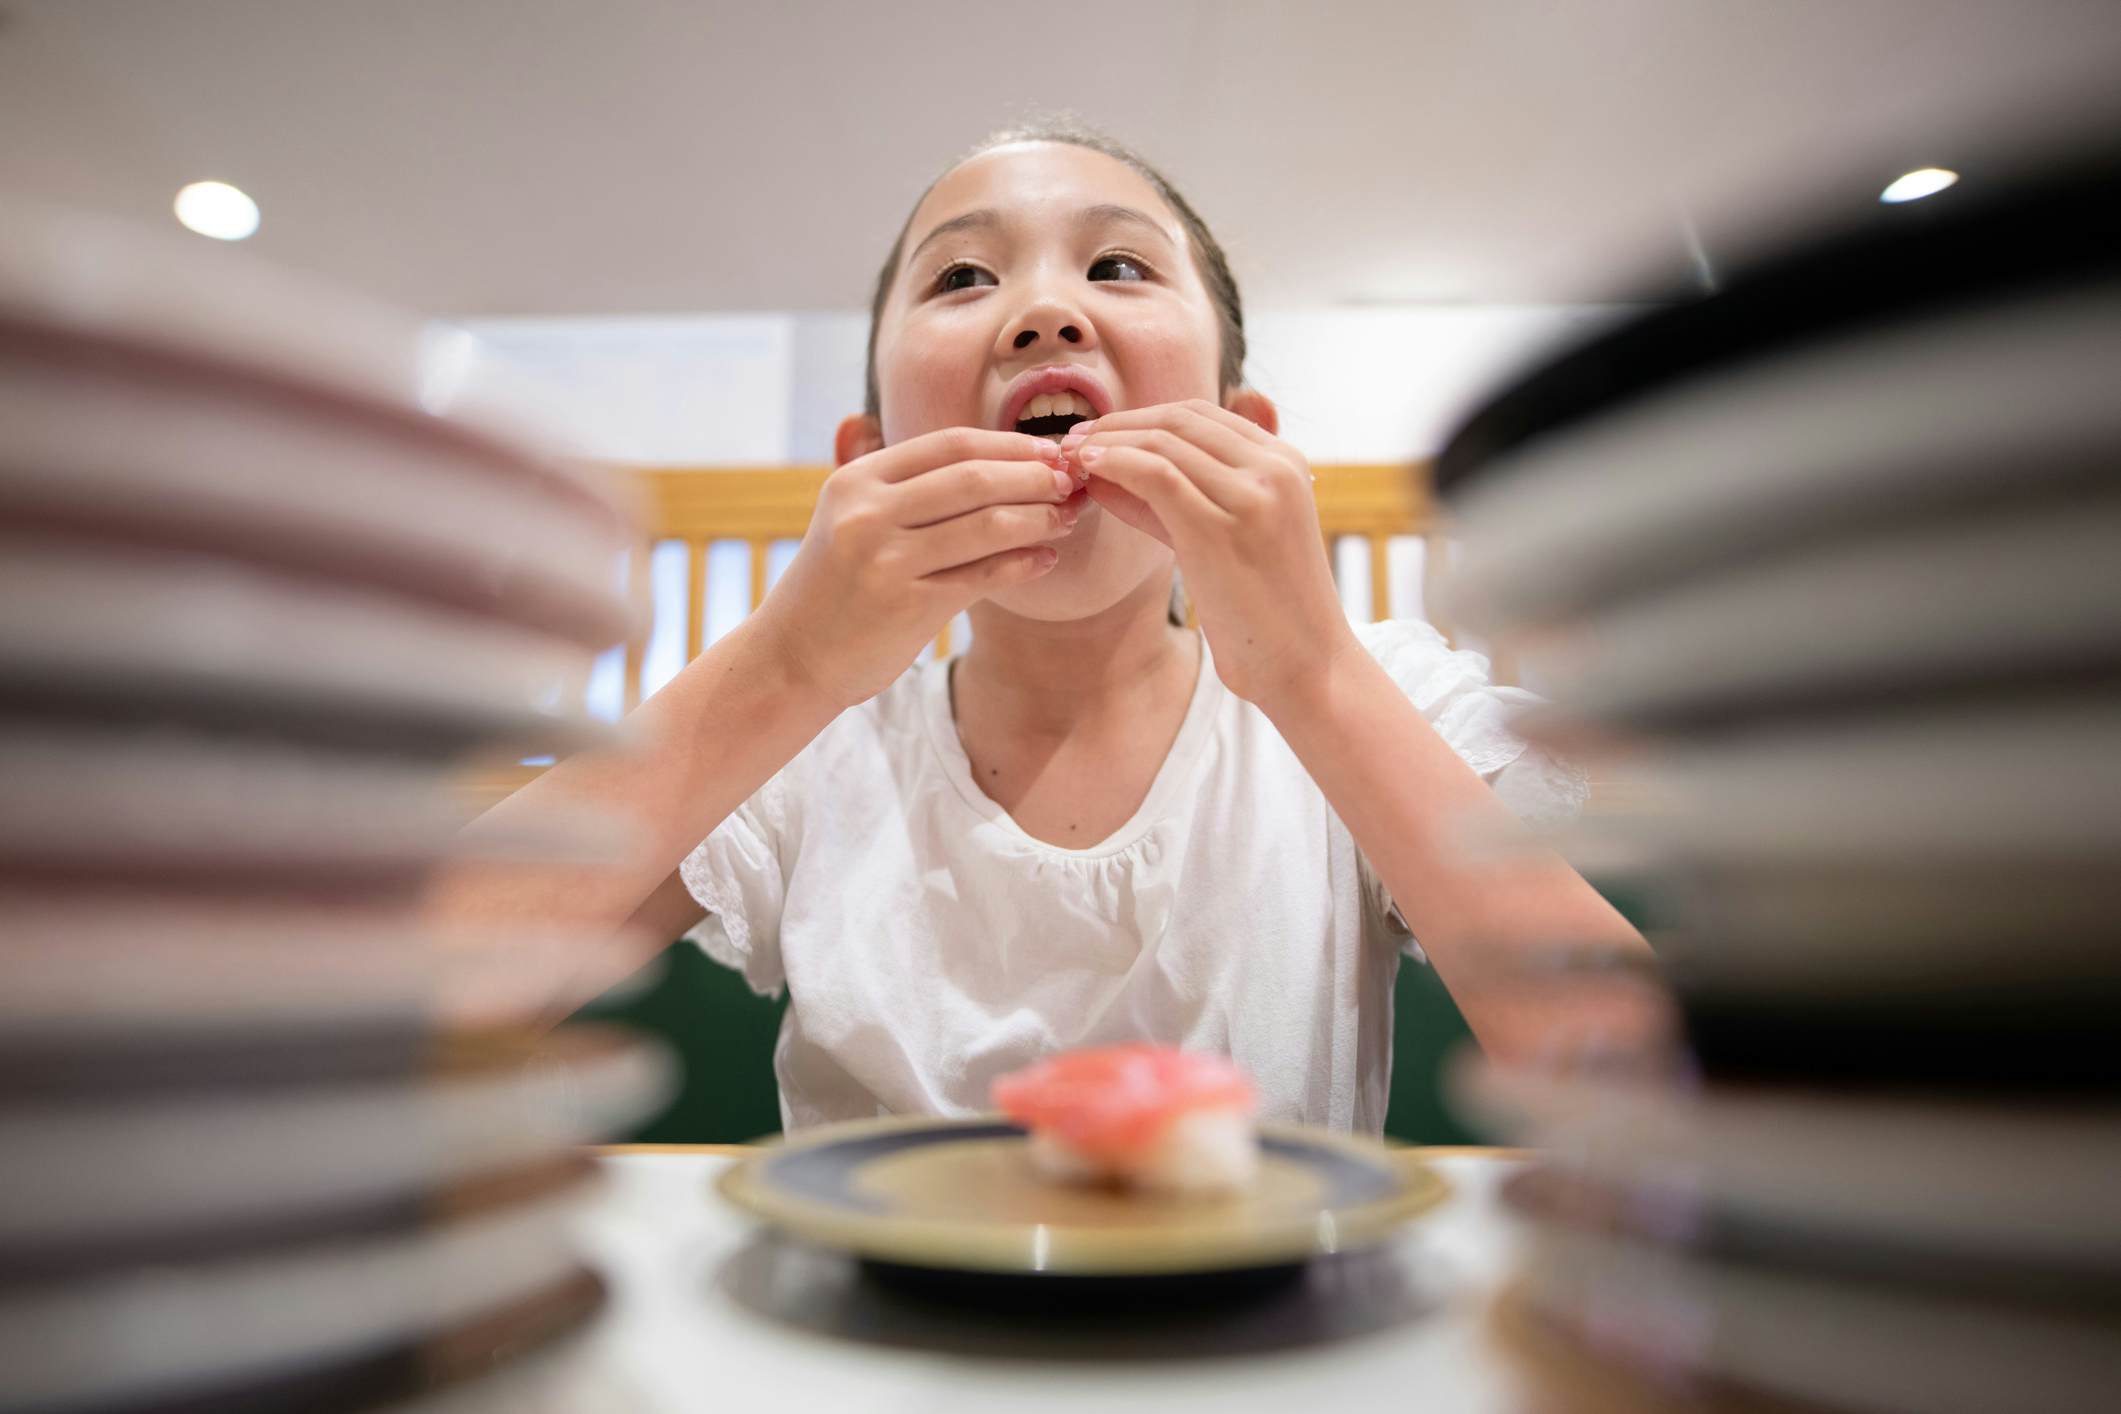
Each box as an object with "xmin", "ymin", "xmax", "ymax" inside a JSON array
[
  {"xmin": 1350, "ymin": 618, "xmax": 1590, "ymax": 958},
  {"xmin": 678, "ymin": 772, "xmax": 790, "ymax": 998}
]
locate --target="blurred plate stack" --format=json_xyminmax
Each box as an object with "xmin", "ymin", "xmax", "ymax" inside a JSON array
[
  {"xmin": 1435, "ymin": 145, "xmax": 2121, "ymax": 1414},
  {"xmin": 0, "ymin": 201, "xmax": 674, "ymax": 1413}
]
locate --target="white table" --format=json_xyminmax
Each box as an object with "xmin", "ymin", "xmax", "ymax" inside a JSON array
[{"xmin": 548, "ymin": 1149, "xmax": 1536, "ymax": 1414}]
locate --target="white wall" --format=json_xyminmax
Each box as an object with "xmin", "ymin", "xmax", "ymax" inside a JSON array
[{"xmin": 1247, "ymin": 307, "xmax": 1631, "ymax": 461}]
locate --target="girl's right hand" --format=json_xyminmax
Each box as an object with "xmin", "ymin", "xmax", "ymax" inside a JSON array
[{"xmin": 750, "ymin": 428, "xmax": 1079, "ymax": 709}]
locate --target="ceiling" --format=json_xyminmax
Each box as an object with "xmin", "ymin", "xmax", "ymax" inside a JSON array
[{"xmin": 4, "ymin": 0, "xmax": 2118, "ymax": 316}]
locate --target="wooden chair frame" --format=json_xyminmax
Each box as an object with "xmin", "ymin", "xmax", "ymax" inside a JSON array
[{"xmin": 619, "ymin": 462, "xmax": 1448, "ymax": 712}]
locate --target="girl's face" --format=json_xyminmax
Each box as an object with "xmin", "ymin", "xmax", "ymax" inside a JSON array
[{"xmin": 865, "ymin": 142, "xmax": 1226, "ymax": 621}]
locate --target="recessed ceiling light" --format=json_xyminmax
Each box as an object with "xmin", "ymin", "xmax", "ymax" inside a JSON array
[
  {"xmin": 174, "ymin": 180, "xmax": 260, "ymax": 240},
  {"xmin": 1880, "ymin": 168, "xmax": 1958, "ymax": 205}
]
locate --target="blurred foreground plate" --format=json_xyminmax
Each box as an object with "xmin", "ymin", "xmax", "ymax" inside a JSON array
[
  {"xmin": 1442, "ymin": 286, "xmax": 2121, "ymax": 632},
  {"xmin": 0, "ymin": 536, "xmax": 605, "ymax": 756},
  {"xmin": 1506, "ymin": 491, "xmax": 2121, "ymax": 731},
  {"xmin": 0, "ymin": 1163, "xmax": 597, "ymax": 1414},
  {"xmin": 0, "ymin": 344, "xmax": 630, "ymax": 650},
  {"xmin": 1455, "ymin": 1058, "xmax": 2121, "ymax": 1273},
  {"xmin": 0, "ymin": 1026, "xmax": 673, "ymax": 1255},
  {"xmin": 0, "ymin": 896, "xmax": 652, "ymax": 1050},
  {"xmin": 0, "ymin": 722, "xmax": 627, "ymax": 879},
  {"xmin": 0, "ymin": 196, "xmax": 618, "ymax": 515},
  {"xmin": 716, "ymin": 1115, "xmax": 1447, "ymax": 1277},
  {"xmin": 1514, "ymin": 1224, "xmax": 2121, "ymax": 1414}
]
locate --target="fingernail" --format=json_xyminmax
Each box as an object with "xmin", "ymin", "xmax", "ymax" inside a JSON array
[
  {"xmin": 1036, "ymin": 546, "xmax": 1060, "ymax": 567},
  {"xmin": 1058, "ymin": 501, "xmax": 1080, "ymax": 525},
  {"xmin": 1076, "ymin": 444, "xmax": 1103, "ymax": 467},
  {"xmin": 1051, "ymin": 467, "xmax": 1075, "ymax": 498},
  {"xmin": 1033, "ymin": 439, "xmax": 1064, "ymax": 463},
  {"xmin": 1072, "ymin": 419, "xmax": 1099, "ymax": 436}
]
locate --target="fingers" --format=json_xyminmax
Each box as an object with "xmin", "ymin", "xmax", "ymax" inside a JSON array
[
  {"xmin": 891, "ymin": 457, "xmax": 1076, "ymax": 529},
  {"xmin": 1083, "ymin": 477, "xmax": 1171, "ymax": 545},
  {"xmin": 1071, "ymin": 399, "xmax": 1273, "ymax": 469},
  {"xmin": 867, "ymin": 426, "xmax": 1062, "ymax": 484},
  {"xmin": 1067, "ymin": 442, "xmax": 1227, "ymax": 540},
  {"xmin": 922, "ymin": 544, "xmax": 1062, "ymax": 596},
  {"xmin": 1176, "ymin": 398, "xmax": 1282, "ymax": 449},
  {"xmin": 1075, "ymin": 427, "xmax": 1256, "ymax": 514},
  {"xmin": 908, "ymin": 498, "xmax": 1080, "ymax": 577}
]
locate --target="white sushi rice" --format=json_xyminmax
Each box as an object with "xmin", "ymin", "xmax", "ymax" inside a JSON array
[{"xmin": 1028, "ymin": 1106, "xmax": 1259, "ymax": 1196}]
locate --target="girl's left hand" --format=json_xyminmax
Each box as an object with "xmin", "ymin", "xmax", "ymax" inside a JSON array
[{"xmin": 1063, "ymin": 400, "xmax": 1357, "ymax": 712}]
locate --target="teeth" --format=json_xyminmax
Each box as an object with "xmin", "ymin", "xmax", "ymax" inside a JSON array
[{"xmin": 1020, "ymin": 390, "xmax": 1094, "ymax": 423}]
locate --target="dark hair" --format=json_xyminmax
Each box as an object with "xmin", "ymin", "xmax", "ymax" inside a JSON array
[{"xmin": 861, "ymin": 120, "xmax": 1246, "ymax": 419}]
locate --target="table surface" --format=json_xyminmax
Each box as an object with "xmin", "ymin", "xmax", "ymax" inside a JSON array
[{"xmin": 552, "ymin": 1146, "xmax": 1536, "ymax": 1413}]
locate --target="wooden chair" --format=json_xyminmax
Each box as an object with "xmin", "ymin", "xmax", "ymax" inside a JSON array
[
  {"xmin": 620, "ymin": 461, "xmax": 1452, "ymax": 711},
  {"xmin": 621, "ymin": 466, "xmax": 827, "ymax": 712}
]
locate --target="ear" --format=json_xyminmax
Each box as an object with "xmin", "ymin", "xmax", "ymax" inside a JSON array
[
  {"xmin": 834, "ymin": 414, "xmax": 884, "ymax": 467},
  {"xmin": 1224, "ymin": 386, "xmax": 1280, "ymax": 438}
]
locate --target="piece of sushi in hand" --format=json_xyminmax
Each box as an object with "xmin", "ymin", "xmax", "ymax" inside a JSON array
[{"xmin": 992, "ymin": 1044, "xmax": 1259, "ymax": 1196}]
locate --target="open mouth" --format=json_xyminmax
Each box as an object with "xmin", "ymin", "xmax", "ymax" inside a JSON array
[{"xmin": 1012, "ymin": 390, "xmax": 1097, "ymax": 441}]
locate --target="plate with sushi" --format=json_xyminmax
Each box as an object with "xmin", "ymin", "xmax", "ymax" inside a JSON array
[{"xmin": 716, "ymin": 1046, "xmax": 1449, "ymax": 1277}]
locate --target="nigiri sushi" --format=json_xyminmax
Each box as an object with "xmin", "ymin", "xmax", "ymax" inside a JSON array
[{"xmin": 992, "ymin": 1044, "xmax": 1259, "ymax": 1196}]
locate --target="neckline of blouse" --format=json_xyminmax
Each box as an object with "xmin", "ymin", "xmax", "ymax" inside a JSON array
[{"xmin": 919, "ymin": 633, "xmax": 1224, "ymax": 861}]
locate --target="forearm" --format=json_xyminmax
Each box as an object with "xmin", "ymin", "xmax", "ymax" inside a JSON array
[
  {"xmin": 1260, "ymin": 638, "xmax": 1652, "ymax": 1058},
  {"xmin": 428, "ymin": 613, "xmax": 841, "ymax": 937}
]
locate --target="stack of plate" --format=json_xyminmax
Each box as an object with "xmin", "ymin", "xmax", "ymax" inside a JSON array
[
  {"xmin": 0, "ymin": 200, "xmax": 674, "ymax": 1413},
  {"xmin": 1436, "ymin": 146, "xmax": 2121, "ymax": 1414}
]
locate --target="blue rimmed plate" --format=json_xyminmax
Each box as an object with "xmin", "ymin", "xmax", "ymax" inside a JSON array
[{"xmin": 716, "ymin": 1115, "xmax": 1448, "ymax": 1277}]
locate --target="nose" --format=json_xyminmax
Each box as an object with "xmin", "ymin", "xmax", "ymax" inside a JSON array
[
  {"xmin": 999, "ymin": 283, "xmax": 1097, "ymax": 358},
  {"xmin": 1010, "ymin": 318, "xmax": 1083, "ymax": 351}
]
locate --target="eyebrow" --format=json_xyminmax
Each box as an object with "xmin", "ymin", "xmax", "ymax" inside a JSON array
[
  {"xmin": 1075, "ymin": 203, "xmax": 1174, "ymax": 246},
  {"xmin": 902, "ymin": 203, "xmax": 1177, "ymax": 273},
  {"xmin": 903, "ymin": 209, "xmax": 1002, "ymax": 270}
]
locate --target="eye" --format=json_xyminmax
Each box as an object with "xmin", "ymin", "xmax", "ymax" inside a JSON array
[
  {"xmin": 935, "ymin": 262, "xmax": 995, "ymax": 293},
  {"xmin": 1089, "ymin": 253, "xmax": 1149, "ymax": 282}
]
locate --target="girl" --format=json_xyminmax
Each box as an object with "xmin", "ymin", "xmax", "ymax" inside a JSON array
[{"xmin": 444, "ymin": 122, "xmax": 1652, "ymax": 1133}]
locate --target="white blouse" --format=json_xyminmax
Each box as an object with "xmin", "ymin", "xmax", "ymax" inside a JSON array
[{"xmin": 680, "ymin": 619, "xmax": 1585, "ymax": 1135}]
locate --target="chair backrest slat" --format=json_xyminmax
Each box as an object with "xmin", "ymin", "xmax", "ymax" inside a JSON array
[
  {"xmin": 1422, "ymin": 530, "xmax": 1453, "ymax": 647},
  {"xmin": 622, "ymin": 544, "xmax": 652, "ymax": 712},
  {"xmin": 685, "ymin": 538, "xmax": 708, "ymax": 664},
  {"xmin": 747, "ymin": 538, "xmax": 768, "ymax": 615}
]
